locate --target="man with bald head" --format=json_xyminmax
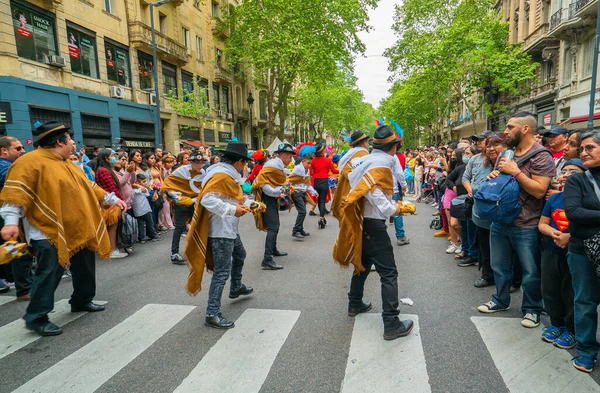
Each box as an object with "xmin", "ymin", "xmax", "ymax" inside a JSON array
[{"xmin": 477, "ymin": 112, "xmax": 556, "ymax": 330}]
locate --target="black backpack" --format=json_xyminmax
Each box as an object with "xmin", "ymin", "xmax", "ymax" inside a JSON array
[{"xmin": 118, "ymin": 212, "xmax": 138, "ymax": 249}]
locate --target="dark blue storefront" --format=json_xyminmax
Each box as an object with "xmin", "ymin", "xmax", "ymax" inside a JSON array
[{"xmin": 0, "ymin": 76, "xmax": 159, "ymax": 151}]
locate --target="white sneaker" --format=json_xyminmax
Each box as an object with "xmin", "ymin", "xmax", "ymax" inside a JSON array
[
  {"xmin": 446, "ymin": 243, "xmax": 458, "ymax": 254},
  {"xmin": 455, "ymin": 247, "xmax": 462, "ymax": 254},
  {"xmin": 110, "ymin": 250, "xmax": 127, "ymax": 259},
  {"xmin": 521, "ymin": 313, "xmax": 540, "ymax": 328}
]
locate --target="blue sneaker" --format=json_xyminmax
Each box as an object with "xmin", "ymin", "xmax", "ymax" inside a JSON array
[
  {"xmin": 541, "ymin": 325, "xmax": 562, "ymax": 343},
  {"xmin": 554, "ymin": 329, "xmax": 576, "ymax": 349},
  {"xmin": 572, "ymin": 355, "xmax": 596, "ymax": 373},
  {"xmin": 0, "ymin": 280, "xmax": 8, "ymax": 294}
]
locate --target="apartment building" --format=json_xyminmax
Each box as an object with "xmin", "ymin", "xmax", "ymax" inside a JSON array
[{"xmin": 0, "ymin": 0, "xmax": 259, "ymax": 152}]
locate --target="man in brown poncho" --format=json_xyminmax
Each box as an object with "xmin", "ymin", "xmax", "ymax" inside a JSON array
[{"xmin": 0, "ymin": 121, "xmax": 127, "ymax": 336}]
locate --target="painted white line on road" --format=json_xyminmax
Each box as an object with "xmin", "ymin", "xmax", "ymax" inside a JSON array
[
  {"xmin": 174, "ymin": 308, "xmax": 301, "ymax": 393},
  {"xmin": 472, "ymin": 316, "xmax": 599, "ymax": 392},
  {"xmin": 0, "ymin": 296, "xmax": 14, "ymax": 306},
  {"xmin": 0, "ymin": 299, "xmax": 107, "ymax": 360},
  {"xmin": 12, "ymin": 303, "xmax": 194, "ymax": 393},
  {"xmin": 341, "ymin": 313, "xmax": 431, "ymax": 393}
]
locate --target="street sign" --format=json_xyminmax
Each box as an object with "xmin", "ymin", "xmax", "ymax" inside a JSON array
[
  {"xmin": 26, "ymin": 139, "xmax": 32, "ymax": 145},
  {"xmin": 0, "ymin": 102, "xmax": 12, "ymax": 124}
]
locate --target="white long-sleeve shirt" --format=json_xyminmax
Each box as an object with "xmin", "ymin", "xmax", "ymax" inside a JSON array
[
  {"xmin": 261, "ymin": 157, "xmax": 285, "ymax": 197},
  {"xmin": 392, "ymin": 155, "xmax": 407, "ymax": 194},
  {"xmin": 289, "ymin": 164, "xmax": 317, "ymax": 195}
]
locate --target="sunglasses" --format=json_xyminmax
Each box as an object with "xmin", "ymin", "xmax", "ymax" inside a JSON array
[
  {"xmin": 15, "ymin": 146, "xmax": 24, "ymax": 151},
  {"xmin": 559, "ymin": 169, "xmax": 580, "ymax": 177},
  {"xmin": 577, "ymin": 144, "xmax": 598, "ymax": 155}
]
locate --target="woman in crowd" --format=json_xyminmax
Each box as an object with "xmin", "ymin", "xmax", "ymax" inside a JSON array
[
  {"xmin": 95, "ymin": 149, "xmax": 127, "ymax": 259},
  {"xmin": 115, "ymin": 153, "xmax": 136, "ymax": 214},
  {"xmin": 210, "ymin": 155, "xmax": 221, "ymax": 165},
  {"xmin": 247, "ymin": 149, "xmax": 267, "ymax": 183},
  {"xmin": 442, "ymin": 148, "xmax": 464, "ymax": 250},
  {"xmin": 447, "ymin": 147, "xmax": 475, "ymax": 255},
  {"xmin": 143, "ymin": 152, "xmax": 164, "ymax": 231},
  {"xmin": 564, "ymin": 129, "xmax": 600, "ymax": 373},
  {"xmin": 173, "ymin": 152, "xmax": 189, "ymax": 171},
  {"xmin": 311, "ymin": 143, "xmax": 339, "ymax": 229}
]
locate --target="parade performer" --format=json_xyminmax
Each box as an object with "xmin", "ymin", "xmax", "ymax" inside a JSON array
[
  {"xmin": 252, "ymin": 143, "xmax": 294, "ymax": 270},
  {"xmin": 0, "ymin": 121, "xmax": 127, "ymax": 336},
  {"xmin": 288, "ymin": 154, "xmax": 317, "ymax": 239},
  {"xmin": 311, "ymin": 144, "xmax": 339, "ymax": 229},
  {"xmin": 247, "ymin": 149, "xmax": 267, "ymax": 183},
  {"xmin": 162, "ymin": 153, "xmax": 205, "ymax": 265},
  {"xmin": 333, "ymin": 125, "xmax": 414, "ymax": 341},
  {"xmin": 184, "ymin": 142, "xmax": 255, "ymax": 329},
  {"xmin": 331, "ymin": 131, "xmax": 370, "ymax": 220}
]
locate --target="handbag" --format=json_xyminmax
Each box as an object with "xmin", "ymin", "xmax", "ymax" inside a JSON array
[
  {"xmin": 449, "ymin": 194, "xmax": 473, "ymax": 220},
  {"xmin": 583, "ymin": 170, "xmax": 600, "ymax": 279}
]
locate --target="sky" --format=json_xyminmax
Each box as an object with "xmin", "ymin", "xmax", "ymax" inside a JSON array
[{"xmin": 354, "ymin": 0, "xmax": 399, "ymax": 109}]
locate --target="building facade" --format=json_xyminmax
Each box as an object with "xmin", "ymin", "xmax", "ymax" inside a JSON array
[{"xmin": 0, "ymin": 0, "xmax": 260, "ymax": 152}]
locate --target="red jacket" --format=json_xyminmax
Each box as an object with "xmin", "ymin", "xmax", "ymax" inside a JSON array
[
  {"xmin": 310, "ymin": 156, "xmax": 339, "ymax": 179},
  {"xmin": 247, "ymin": 163, "xmax": 263, "ymax": 182},
  {"xmin": 396, "ymin": 153, "xmax": 406, "ymax": 171}
]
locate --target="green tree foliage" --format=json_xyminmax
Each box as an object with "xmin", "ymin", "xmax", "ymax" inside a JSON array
[
  {"xmin": 164, "ymin": 77, "xmax": 211, "ymax": 138},
  {"xmin": 382, "ymin": 0, "xmax": 538, "ymax": 142}
]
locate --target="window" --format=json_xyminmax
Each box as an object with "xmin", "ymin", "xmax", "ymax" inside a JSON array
[
  {"xmin": 581, "ymin": 37, "xmax": 595, "ymax": 78},
  {"xmin": 104, "ymin": 0, "xmax": 113, "ymax": 14},
  {"xmin": 199, "ymin": 78, "xmax": 209, "ymax": 107},
  {"xmin": 10, "ymin": 0, "xmax": 57, "ymax": 63},
  {"xmin": 196, "ymin": 36, "xmax": 203, "ymax": 61},
  {"xmin": 215, "ymin": 48, "xmax": 223, "ymax": 68},
  {"xmin": 222, "ymin": 86, "xmax": 229, "ymax": 113},
  {"xmin": 542, "ymin": 61, "xmax": 554, "ymax": 84},
  {"xmin": 159, "ymin": 13, "xmax": 167, "ymax": 34},
  {"xmin": 212, "ymin": 2, "xmax": 220, "ymax": 17},
  {"xmin": 30, "ymin": 107, "xmax": 71, "ymax": 133},
  {"xmin": 194, "ymin": 1, "xmax": 201, "ymax": 10},
  {"xmin": 162, "ymin": 61, "xmax": 177, "ymax": 95},
  {"xmin": 212, "ymin": 83, "xmax": 220, "ymax": 110},
  {"xmin": 140, "ymin": 3, "xmax": 148, "ymax": 24},
  {"xmin": 204, "ymin": 129, "xmax": 215, "ymax": 142},
  {"xmin": 67, "ymin": 23, "xmax": 99, "ymax": 78},
  {"xmin": 137, "ymin": 51, "xmax": 154, "ymax": 90},
  {"xmin": 182, "ymin": 27, "xmax": 190, "ymax": 54},
  {"xmin": 182, "ymin": 71, "xmax": 194, "ymax": 94},
  {"xmin": 179, "ymin": 125, "xmax": 200, "ymax": 140},
  {"xmin": 105, "ymin": 39, "xmax": 130, "ymax": 86},
  {"xmin": 563, "ymin": 46, "xmax": 573, "ymax": 84}
]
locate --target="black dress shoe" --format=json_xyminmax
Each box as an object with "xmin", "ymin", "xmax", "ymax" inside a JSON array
[
  {"xmin": 383, "ymin": 319, "xmax": 414, "ymax": 341},
  {"xmin": 300, "ymin": 230, "xmax": 310, "ymax": 237},
  {"xmin": 309, "ymin": 211, "xmax": 317, "ymax": 216},
  {"xmin": 261, "ymin": 260, "xmax": 283, "ymax": 270},
  {"xmin": 474, "ymin": 278, "xmax": 494, "ymax": 288},
  {"xmin": 229, "ymin": 284, "xmax": 254, "ymax": 299},
  {"xmin": 26, "ymin": 321, "xmax": 62, "ymax": 336},
  {"xmin": 348, "ymin": 301, "xmax": 372, "ymax": 317},
  {"xmin": 292, "ymin": 232, "xmax": 305, "ymax": 239},
  {"xmin": 205, "ymin": 314, "xmax": 234, "ymax": 329},
  {"xmin": 272, "ymin": 250, "xmax": 288, "ymax": 257},
  {"xmin": 71, "ymin": 302, "xmax": 106, "ymax": 313}
]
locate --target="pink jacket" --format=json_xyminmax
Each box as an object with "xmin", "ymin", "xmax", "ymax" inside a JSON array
[{"xmin": 116, "ymin": 169, "xmax": 136, "ymax": 210}]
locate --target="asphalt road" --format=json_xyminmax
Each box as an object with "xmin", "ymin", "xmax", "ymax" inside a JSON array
[{"xmin": 1, "ymin": 198, "xmax": 600, "ymax": 393}]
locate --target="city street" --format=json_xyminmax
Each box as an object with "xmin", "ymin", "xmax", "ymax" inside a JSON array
[{"xmin": 1, "ymin": 200, "xmax": 600, "ymax": 393}]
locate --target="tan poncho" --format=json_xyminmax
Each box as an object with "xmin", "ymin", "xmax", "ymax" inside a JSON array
[
  {"xmin": 162, "ymin": 166, "xmax": 204, "ymax": 198},
  {"xmin": 0, "ymin": 148, "xmax": 111, "ymax": 266},
  {"xmin": 251, "ymin": 167, "xmax": 286, "ymax": 231},
  {"xmin": 184, "ymin": 172, "xmax": 244, "ymax": 295},
  {"xmin": 331, "ymin": 148, "xmax": 369, "ymax": 220}
]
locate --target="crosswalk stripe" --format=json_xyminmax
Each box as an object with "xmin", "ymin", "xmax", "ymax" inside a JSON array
[
  {"xmin": 174, "ymin": 308, "xmax": 301, "ymax": 393},
  {"xmin": 341, "ymin": 313, "xmax": 431, "ymax": 393},
  {"xmin": 12, "ymin": 303, "xmax": 195, "ymax": 393},
  {"xmin": 0, "ymin": 299, "xmax": 107, "ymax": 361},
  {"xmin": 472, "ymin": 316, "xmax": 599, "ymax": 392},
  {"xmin": 0, "ymin": 296, "xmax": 14, "ymax": 306}
]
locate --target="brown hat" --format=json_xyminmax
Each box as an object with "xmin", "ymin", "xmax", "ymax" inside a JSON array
[{"xmin": 36, "ymin": 121, "xmax": 71, "ymax": 142}]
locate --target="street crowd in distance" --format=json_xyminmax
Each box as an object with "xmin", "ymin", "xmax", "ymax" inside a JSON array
[{"xmin": 0, "ymin": 113, "xmax": 599, "ymax": 375}]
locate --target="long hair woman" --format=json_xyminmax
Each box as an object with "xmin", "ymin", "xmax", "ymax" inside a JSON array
[{"xmin": 310, "ymin": 143, "xmax": 339, "ymax": 229}]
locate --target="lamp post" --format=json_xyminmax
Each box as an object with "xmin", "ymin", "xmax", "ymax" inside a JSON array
[
  {"xmin": 247, "ymin": 92, "xmax": 255, "ymax": 149},
  {"xmin": 587, "ymin": 1, "xmax": 600, "ymax": 129},
  {"xmin": 150, "ymin": 0, "xmax": 173, "ymax": 149}
]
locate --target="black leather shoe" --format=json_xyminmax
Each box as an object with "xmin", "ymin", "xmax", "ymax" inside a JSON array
[
  {"xmin": 348, "ymin": 301, "xmax": 372, "ymax": 317},
  {"xmin": 309, "ymin": 211, "xmax": 317, "ymax": 216},
  {"xmin": 229, "ymin": 284, "xmax": 254, "ymax": 299},
  {"xmin": 26, "ymin": 321, "xmax": 62, "ymax": 336},
  {"xmin": 292, "ymin": 232, "xmax": 305, "ymax": 239},
  {"xmin": 300, "ymin": 230, "xmax": 310, "ymax": 237},
  {"xmin": 383, "ymin": 319, "xmax": 414, "ymax": 341},
  {"xmin": 273, "ymin": 250, "xmax": 288, "ymax": 257},
  {"xmin": 205, "ymin": 314, "xmax": 234, "ymax": 329},
  {"xmin": 71, "ymin": 302, "xmax": 106, "ymax": 313},
  {"xmin": 261, "ymin": 260, "xmax": 283, "ymax": 270}
]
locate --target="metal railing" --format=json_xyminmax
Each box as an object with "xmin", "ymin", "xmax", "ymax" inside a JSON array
[
  {"xmin": 550, "ymin": 8, "xmax": 564, "ymax": 30},
  {"xmin": 523, "ymin": 23, "xmax": 549, "ymax": 48},
  {"xmin": 570, "ymin": 0, "xmax": 593, "ymax": 18}
]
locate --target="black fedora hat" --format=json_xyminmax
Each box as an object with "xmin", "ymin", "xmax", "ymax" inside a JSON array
[
  {"xmin": 371, "ymin": 125, "xmax": 401, "ymax": 149},
  {"xmin": 350, "ymin": 131, "xmax": 368, "ymax": 146},
  {"xmin": 36, "ymin": 121, "xmax": 71, "ymax": 142},
  {"xmin": 218, "ymin": 141, "xmax": 249, "ymax": 160},
  {"xmin": 315, "ymin": 143, "xmax": 326, "ymax": 154},
  {"xmin": 274, "ymin": 143, "xmax": 294, "ymax": 154}
]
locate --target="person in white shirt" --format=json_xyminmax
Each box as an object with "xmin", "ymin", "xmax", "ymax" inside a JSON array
[{"xmin": 289, "ymin": 154, "xmax": 318, "ymax": 239}]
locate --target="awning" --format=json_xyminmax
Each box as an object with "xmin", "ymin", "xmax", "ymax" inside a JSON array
[
  {"xmin": 182, "ymin": 140, "xmax": 208, "ymax": 147},
  {"xmin": 569, "ymin": 112, "xmax": 600, "ymax": 124}
]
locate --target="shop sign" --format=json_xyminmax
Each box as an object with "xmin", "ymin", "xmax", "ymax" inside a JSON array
[
  {"xmin": 0, "ymin": 102, "xmax": 12, "ymax": 124},
  {"xmin": 219, "ymin": 132, "xmax": 231, "ymax": 142},
  {"xmin": 543, "ymin": 113, "xmax": 552, "ymax": 125},
  {"xmin": 124, "ymin": 140, "xmax": 154, "ymax": 148}
]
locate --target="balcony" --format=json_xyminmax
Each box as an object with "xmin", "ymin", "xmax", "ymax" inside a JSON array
[
  {"xmin": 232, "ymin": 63, "xmax": 246, "ymax": 80},
  {"xmin": 549, "ymin": 0, "xmax": 597, "ymax": 38},
  {"xmin": 214, "ymin": 66, "xmax": 232, "ymax": 84},
  {"xmin": 128, "ymin": 22, "xmax": 188, "ymax": 66},
  {"xmin": 236, "ymin": 109, "xmax": 249, "ymax": 120},
  {"xmin": 523, "ymin": 23, "xmax": 556, "ymax": 55},
  {"xmin": 211, "ymin": 19, "xmax": 231, "ymax": 40}
]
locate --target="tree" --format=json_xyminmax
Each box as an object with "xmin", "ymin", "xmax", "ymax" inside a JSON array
[
  {"xmin": 222, "ymin": 0, "xmax": 377, "ymax": 141},
  {"xmin": 164, "ymin": 78, "xmax": 211, "ymax": 139}
]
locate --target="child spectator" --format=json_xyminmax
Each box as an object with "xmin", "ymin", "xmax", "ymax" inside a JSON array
[{"xmin": 132, "ymin": 173, "xmax": 161, "ymax": 243}]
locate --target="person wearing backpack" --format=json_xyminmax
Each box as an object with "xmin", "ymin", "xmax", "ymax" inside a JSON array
[{"xmin": 477, "ymin": 112, "xmax": 556, "ymax": 330}]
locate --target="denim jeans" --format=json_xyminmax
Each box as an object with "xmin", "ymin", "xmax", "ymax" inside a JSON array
[
  {"xmin": 392, "ymin": 193, "xmax": 405, "ymax": 239},
  {"xmin": 489, "ymin": 223, "xmax": 543, "ymax": 314},
  {"xmin": 460, "ymin": 219, "xmax": 478, "ymax": 259},
  {"xmin": 568, "ymin": 251, "xmax": 600, "ymax": 358},
  {"xmin": 206, "ymin": 235, "xmax": 246, "ymax": 317},
  {"xmin": 407, "ymin": 180, "xmax": 414, "ymax": 194}
]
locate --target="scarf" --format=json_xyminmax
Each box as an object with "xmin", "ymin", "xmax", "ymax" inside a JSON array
[
  {"xmin": 288, "ymin": 164, "xmax": 311, "ymax": 186},
  {"xmin": 332, "ymin": 152, "xmax": 394, "ymax": 274},
  {"xmin": 184, "ymin": 167, "xmax": 244, "ymax": 295},
  {"xmin": 0, "ymin": 148, "xmax": 111, "ymax": 266},
  {"xmin": 331, "ymin": 148, "xmax": 369, "ymax": 220},
  {"xmin": 162, "ymin": 165, "xmax": 205, "ymax": 198},
  {"xmin": 251, "ymin": 166, "xmax": 287, "ymax": 231}
]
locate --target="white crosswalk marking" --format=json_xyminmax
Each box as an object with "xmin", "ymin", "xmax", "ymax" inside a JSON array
[
  {"xmin": 174, "ymin": 308, "xmax": 301, "ymax": 393},
  {"xmin": 472, "ymin": 316, "xmax": 599, "ymax": 392},
  {"xmin": 0, "ymin": 296, "xmax": 14, "ymax": 306},
  {"xmin": 0, "ymin": 299, "xmax": 107, "ymax": 360},
  {"xmin": 341, "ymin": 313, "xmax": 431, "ymax": 393},
  {"xmin": 12, "ymin": 304, "xmax": 194, "ymax": 393}
]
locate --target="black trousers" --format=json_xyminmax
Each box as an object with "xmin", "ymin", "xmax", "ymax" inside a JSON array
[
  {"xmin": 314, "ymin": 178, "xmax": 329, "ymax": 218},
  {"xmin": 476, "ymin": 225, "xmax": 493, "ymax": 282},
  {"xmin": 291, "ymin": 191, "xmax": 307, "ymax": 233},
  {"xmin": 24, "ymin": 240, "xmax": 96, "ymax": 325},
  {"xmin": 541, "ymin": 248, "xmax": 575, "ymax": 332},
  {"xmin": 262, "ymin": 193, "xmax": 280, "ymax": 262},
  {"xmin": 171, "ymin": 204, "xmax": 194, "ymax": 254},
  {"xmin": 136, "ymin": 212, "xmax": 157, "ymax": 241},
  {"xmin": 348, "ymin": 218, "xmax": 400, "ymax": 330}
]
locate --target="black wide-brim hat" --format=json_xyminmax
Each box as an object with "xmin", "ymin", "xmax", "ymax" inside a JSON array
[
  {"xmin": 315, "ymin": 143, "xmax": 326, "ymax": 154},
  {"xmin": 371, "ymin": 125, "xmax": 401, "ymax": 149},
  {"xmin": 274, "ymin": 143, "xmax": 294, "ymax": 154},
  {"xmin": 350, "ymin": 131, "xmax": 368, "ymax": 146},
  {"xmin": 36, "ymin": 121, "xmax": 72, "ymax": 142},
  {"xmin": 218, "ymin": 141, "xmax": 249, "ymax": 160}
]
